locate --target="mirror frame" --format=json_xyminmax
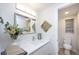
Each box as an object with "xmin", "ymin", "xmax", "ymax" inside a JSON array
[{"xmin": 14, "ymin": 13, "xmax": 36, "ymax": 34}]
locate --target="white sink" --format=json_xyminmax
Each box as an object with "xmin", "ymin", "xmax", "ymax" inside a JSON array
[
  {"xmin": 18, "ymin": 39, "xmax": 42, "ymax": 46},
  {"xmin": 17, "ymin": 38, "xmax": 49, "ymax": 54}
]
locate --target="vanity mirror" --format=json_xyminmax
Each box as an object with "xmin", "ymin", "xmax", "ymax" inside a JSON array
[{"xmin": 14, "ymin": 13, "xmax": 36, "ymax": 34}]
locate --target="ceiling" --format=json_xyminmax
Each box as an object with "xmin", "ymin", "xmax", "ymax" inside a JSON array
[
  {"xmin": 59, "ymin": 4, "xmax": 79, "ymax": 19},
  {"xmin": 21, "ymin": 3, "xmax": 53, "ymax": 12}
]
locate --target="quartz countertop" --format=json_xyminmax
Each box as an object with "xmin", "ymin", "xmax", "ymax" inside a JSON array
[{"xmin": 17, "ymin": 38, "xmax": 50, "ymax": 55}]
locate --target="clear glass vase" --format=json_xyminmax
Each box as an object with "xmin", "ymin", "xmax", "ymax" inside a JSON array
[{"xmin": 11, "ymin": 38, "xmax": 18, "ymax": 45}]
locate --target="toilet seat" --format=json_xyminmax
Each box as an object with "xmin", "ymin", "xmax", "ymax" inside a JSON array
[
  {"xmin": 63, "ymin": 33, "xmax": 73, "ymax": 55},
  {"xmin": 64, "ymin": 44, "xmax": 72, "ymax": 50}
]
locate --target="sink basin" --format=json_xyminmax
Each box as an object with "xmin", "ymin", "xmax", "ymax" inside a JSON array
[
  {"xmin": 18, "ymin": 39, "xmax": 42, "ymax": 46},
  {"xmin": 16, "ymin": 38, "xmax": 49, "ymax": 54},
  {"xmin": 18, "ymin": 42, "xmax": 35, "ymax": 52},
  {"xmin": 17, "ymin": 39, "xmax": 42, "ymax": 50}
]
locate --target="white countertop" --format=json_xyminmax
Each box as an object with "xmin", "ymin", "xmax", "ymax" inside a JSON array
[{"xmin": 17, "ymin": 38, "xmax": 50, "ymax": 55}]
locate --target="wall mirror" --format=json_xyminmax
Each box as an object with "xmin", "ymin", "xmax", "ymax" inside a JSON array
[{"xmin": 14, "ymin": 13, "xmax": 36, "ymax": 34}]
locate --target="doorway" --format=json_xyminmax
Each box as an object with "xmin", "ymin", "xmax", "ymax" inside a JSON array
[{"xmin": 58, "ymin": 3, "xmax": 79, "ymax": 55}]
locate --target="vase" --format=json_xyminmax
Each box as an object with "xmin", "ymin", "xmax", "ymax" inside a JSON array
[
  {"xmin": 11, "ymin": 38, "xmax": 18, "ymax": 45},
  {"xmin": 10, "ymin": 35, "xmax": 21, "ymax": 46}
]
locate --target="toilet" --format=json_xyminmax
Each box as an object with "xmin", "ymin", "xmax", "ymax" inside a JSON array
[{"xmin": 63, "ymin": 33, "xmax": 72, "ymax": 55}]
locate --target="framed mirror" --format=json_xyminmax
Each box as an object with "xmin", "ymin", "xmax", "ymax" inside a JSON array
[{"xmin": 14, "ymin": 13, "xmax": 36, "ymax": 34}]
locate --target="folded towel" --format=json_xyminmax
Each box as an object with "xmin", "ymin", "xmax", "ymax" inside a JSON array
[{"xmin": 1, "ymin": 45, "xmax": 27, "ymax": 55}]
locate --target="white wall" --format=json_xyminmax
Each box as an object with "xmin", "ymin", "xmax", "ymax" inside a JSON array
[
  {"xmin": 59, "ymin": 15, "xmax": 77, "ymax": 52},
  {"xmin": 36, "ymin": 3, "xmax": 71, "ymax": 54},
  {"xmin": 0, "ymin": 3, "xmax": 16, "ymax": 52}
]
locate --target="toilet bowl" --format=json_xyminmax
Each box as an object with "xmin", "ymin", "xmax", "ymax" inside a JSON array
[
  {"xmin": 64, "ymin": 44, "xmax": 72, "ymax": 55},
  {"xmin": 63, "ymin": 33, "xmax": 72, "ymax": 55}
]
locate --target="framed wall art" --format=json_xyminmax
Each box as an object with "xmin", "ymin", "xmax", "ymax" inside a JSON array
[{"xmin": 41, "ymin": 20, "xmax": 52, "ymax": 32}]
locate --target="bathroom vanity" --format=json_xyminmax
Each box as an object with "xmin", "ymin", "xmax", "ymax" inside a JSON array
[
  {"xmin": 1, "ymin": 38, "xmax": 51, "ymax": 55},
  {"xmin": 17, "ymin": 38, "xmax": 51, "ymax": 55}
]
